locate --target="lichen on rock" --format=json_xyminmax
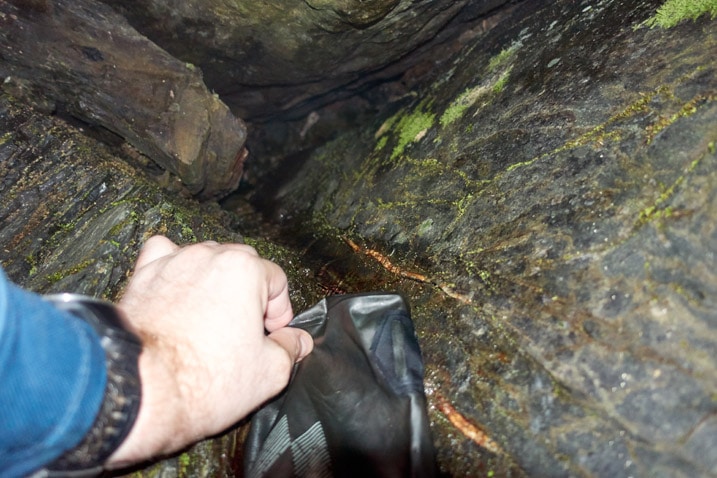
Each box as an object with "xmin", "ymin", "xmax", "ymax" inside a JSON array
[{"xmin": 262, "ymin": 1, "xmax": 717, "ymax": 475}]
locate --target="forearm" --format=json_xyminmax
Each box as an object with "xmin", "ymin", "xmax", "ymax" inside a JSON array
[
  {"xmin": 106, "ymin": 334, "xmax": 188, "ymax": 467},
  {"xmin": 0, "ymin": 269, "xmax": 183, "ymax": 475},
  {"xmin": 0, "ymin": 272, "xmax": 107, "ymax": 478},
  {"xmin": 0, "ymin": 236, "xmax": 312, "ymax": 476}
]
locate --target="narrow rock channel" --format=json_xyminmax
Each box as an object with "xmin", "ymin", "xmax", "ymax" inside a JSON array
[
  {"xmin": 228, "ymin": 1, "xmax": 717, "ymax": 476},
  {"xmin": 1, "ymin": 0, "xmax": 716, "ymax": 476}
]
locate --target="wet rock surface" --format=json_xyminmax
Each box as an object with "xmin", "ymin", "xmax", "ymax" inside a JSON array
[
  {"xmin": 0, "ymin": 91, "xmax": 241, "ymax": 296},
  {"xmin": 0, "ymin": 90, "xmax": 324, "ymax": 477},
  {"xmin": 1, "ymin": 0, "xmax": 716, "ymax": 476},
  {"xmin": 100, "ymin": 0, "xmax": 511, "ymax": 121},
  {"xmin": 259, "ymin": 0, "xmax": 717, "ymax": 476},
  {"xmin": 0, "ymin": 0, "xmax": 247, "ymax": 199}
]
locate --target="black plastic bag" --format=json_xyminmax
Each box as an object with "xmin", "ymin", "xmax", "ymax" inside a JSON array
[{"xmin": 244, "ymin": 293, "xmax": 437, "ymax": 477}]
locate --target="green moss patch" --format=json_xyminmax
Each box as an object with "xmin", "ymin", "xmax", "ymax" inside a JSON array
[
  {"xmin": 439, "ymin": 42, "xmax": 519, "ymax": 128},
  {"xmin": 646, "ymin": 0, "xmax": 717, "ymax": 28},
  {"xmin": 440, "ymin": 85, "xmax": 489, "ymax": 128},
  {"xmin": 389, "ymin": 101, "xmax": 436, "ymax": 160},
  {"xmin": 488, "ymin": 42, "xmax": 520, "ymax": 72},
  {"xmin": 492, "ymin": 68, "xmax": 511, "ymax": 94}
]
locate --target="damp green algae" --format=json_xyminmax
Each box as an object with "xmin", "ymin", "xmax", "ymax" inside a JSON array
[
  {"xmin": 488, "ymin": 42, "xmax": 520, "ymax": 73},
  {"xmin": 25, "ymin": 253, "xmax": 38, "ymax": 276},
  {"xmin": 478, "ymin": 269, "xmax": 491, "ymax": 283},
  {"xmin": 645, "ymin": 92, "xmax": 715, "ymax": 143},
  {"xmin": 243, "ymin": 236, "xmax": 295, "ymax": 262},
  {"xmin": 645, "ymin": 0, "xmax": 717, "ymax": 28},
  {"xmin": 365, "ymin": 153, "xmax": 487, "ymax": 223},
  {"xmin": 106, "ymin": 208, "xmax": 140, "ymax": 238},
  {"xmin": 440, "ymin": 85, "xmax": 489, "ymax": 128},
  {"xmin": 375, "ymin": 195, "xmax": 454, "ymax": 212},
  {"xmin": 374, "ymin": 99, "xmax": 436, "ymax": 162},
  {"xmin": 403, "ymin": 156, "xmax": 477, "ymax": 188},
  {"xmin": 45, "ymin": 259, "xmax": 95, "ymax": 285},
  {"xmin": 506, "ymin": 67, "xmax": 710, "ymax": 174},
  {"xmin": 389, "ymin": 101, "xmax": 436, "ymax": 160},
  {"xmin": 439, "ymin": 43, "xmax": 518, "ymax": 128},
  {"xmin": 505, "ymin": 90, "xmax": 657, "ymax": 173},
  {"xmin": 178, "ymin": 452, "xmax": 191, "ymax": 477},
  {"xmin": 172, "ymin": 208, "xmax": 198, "ymax": 243},
  {"xmin": 374, "ymin": 134, "xmax": 388, "ymax": 151},
  {"xmin": 417, "ymin": 218, "xmax": 434, "ymax": 237},
  {"xmin": 637, "ymin": 155, "xmax": 703, "ymax": 225},
  {"xmin": 492, "ymin": 68, "xmax": 511, "ymax": 94}
]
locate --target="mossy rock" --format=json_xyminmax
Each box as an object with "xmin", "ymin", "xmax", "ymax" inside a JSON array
[
  {"xmin": 260, "ymin": 0, "xmax": 717, "ymax": 475},
  {"xmin": 0, "ymin": 90, "xmax": 324, "ymax": 476}
]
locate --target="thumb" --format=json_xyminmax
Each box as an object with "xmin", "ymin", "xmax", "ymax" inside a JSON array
[
  {"xmin": 135, "ymin": 235, "xmax": 180, "ymax": 270},
  {"xmin": 267, "ymin": 327, "xmax": 314, "ymax": 365}
]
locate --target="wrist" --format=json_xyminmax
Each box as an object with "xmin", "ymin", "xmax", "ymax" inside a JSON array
[
  {"xmin": 106, "ymin": 341, "xmax": 188, "ymax": 467},
  {"xmin": 38, "ymin": 294, "xmax": 142, "ymax": 477}
]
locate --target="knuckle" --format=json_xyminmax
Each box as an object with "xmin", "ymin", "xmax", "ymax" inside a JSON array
[
  {"xmin": 238, "ymin": 244, "xmax": 258, "ymax": 256},
  {"xmin": 213, "ymin": 248, "xmax": 264, "ymax": 278},
  {"xmin": 180, "ymin": 242, "xmax": 215, "ymax": 261}
]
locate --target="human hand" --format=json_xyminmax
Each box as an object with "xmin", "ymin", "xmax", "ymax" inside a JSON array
[{"xmin": 106, "ymin": 235, "xmax": 313, "ymax": 467}]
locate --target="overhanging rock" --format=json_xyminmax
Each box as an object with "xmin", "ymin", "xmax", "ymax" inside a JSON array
[
  {"xmin": 0, "ymin": 90, "xmax": 324, "ymax": 477},
  {"xmin": 0, "ymin": 0, "xmax": 247, "ymax": 199}
]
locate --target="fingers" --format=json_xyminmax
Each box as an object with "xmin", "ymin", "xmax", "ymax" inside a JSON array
[
  {"xmin": 267, "ymin": 327, "xmax": 314, "ymax": 365},
  {"xmin": 248, "ymin": 328, "xmax": 313, "ymax": 408},
  {"xmin": 135, "ymin": 237, "xmax": 258, "ymax": 269},
  {"xmin": 262, "ymin": 261, "xmax": 294, "ymax": 331},
  {"xmin": 134, "ymin": 236, "xmax": 295, "ymax": 331},
  {"xmin": 135, "ymin": 235, "xmax": 180, "ymax": 269}
]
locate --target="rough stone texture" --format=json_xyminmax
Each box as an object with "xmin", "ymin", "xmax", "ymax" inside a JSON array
[
  {"xmin": 0, "ymin": 90, "xmax": 324, "ymax": 477},
  {"xmin": 99, "ymin": 0, "xmax": 511, "ymax": 121},
  {"xmin": 259, "ymin": 0, "xmax": 717, "ymax": 476},
  {"xmin": 0, "ymin": 87, "xmax": 242, "ymax": 476},
  {"xmin": 2, "ymin": 0, "xmax": 716, "ymax": 476},
  {"xmin": 0, "ymin": 0, "xmax": 247, "ymax": 199}
]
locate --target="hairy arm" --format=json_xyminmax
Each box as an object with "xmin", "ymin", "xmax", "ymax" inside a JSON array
[{"xmin": 107, "ymin": 236, "xmax": 313, "ymax": 466}]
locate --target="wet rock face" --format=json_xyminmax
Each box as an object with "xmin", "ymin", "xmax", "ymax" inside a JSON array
[
  {"xmin": 2, "ymin": 0, "xmax": 716, "ymax": 476},
  {"xmin": 264, "ymin": 0, "xmax": 717, "ymax": 476},
  {"xmin": 0, "ymin": 90, "xmax": 326, "ymax": 477},
  {"xmin": 0, "ymin": 91, "xmax": 244, "ymax": 298},
  {"xmin": 0, "ymin": 0, "xmax": 247, "ymax": 199},
  {"xmin": 99, "ymin": 0, "xmax": 510, "ymax": 121}
]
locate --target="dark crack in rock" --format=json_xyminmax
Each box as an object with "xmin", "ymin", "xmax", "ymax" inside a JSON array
[
  {"xmin": 260, "ymin": 0, "xmax": 717, "ymax": 475},
  {"xmin": 98, "ymin": 0, "xmax": 512, "ymax": 121}
]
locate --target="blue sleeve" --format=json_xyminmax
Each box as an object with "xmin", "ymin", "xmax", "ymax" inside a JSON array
[{"xmin": 0, "ymin": 270, "xmax": 107, "ymax": 478}]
